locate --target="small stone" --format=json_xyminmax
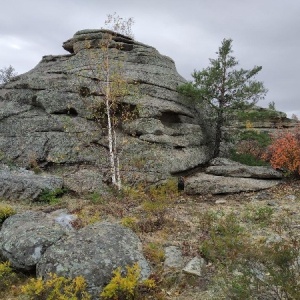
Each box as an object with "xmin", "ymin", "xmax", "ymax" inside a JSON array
[
  {"xmin": 233, "ymin": 270, "xmax": 243, "ymax": 276},
  {"xmin": 50, "ymin": 209, "xmax": 77, "ymax": 230},
  {"xmin": 164, "ymin": 246, "xmax": 184, "ymax": 269},
  {"xmin": 182, "ymin": 257, "xmax": 205, "ymax": 276},
  {"xmin": 215, "ymin": 199, "xmax": 227, "ymax": 204},
  {"xmin": 265, "ymin": 234, "xmax": 282, "ymax": 244},
  {"xmin": 286, "ymin": 195, "xmax": 297, "ymax": 201},
  {"xmin": 253, "ymin": 191, "xmax": 272, "ymax": 201}
]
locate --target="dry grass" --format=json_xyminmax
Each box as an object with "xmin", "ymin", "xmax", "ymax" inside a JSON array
[{"xmin": 1, "ymin": 179, "xmax": 300, "ymax": 299}]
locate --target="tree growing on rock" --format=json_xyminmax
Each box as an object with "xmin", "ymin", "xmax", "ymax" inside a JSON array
[
  {"xmin": 178, "ymin": 39, "xmax": 267, "ymax": 157},
  {"xmin": 104, "ymin": 12, "xmax": 135, "ymax": 39},
  {"xmin": 0, "ymin": 65, "xmax": 17, "ymax": 84},
  {"xmin": 77, "ymin": 14, "xmax": 137, "ymax": 190}
]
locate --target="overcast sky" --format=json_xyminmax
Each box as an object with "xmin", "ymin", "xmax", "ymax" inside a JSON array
[{"xmin": 1, "ymin": 0, "xmax": 299, "ymax": 117}]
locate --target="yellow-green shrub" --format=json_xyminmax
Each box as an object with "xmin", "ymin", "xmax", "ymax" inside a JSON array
[
  {"xmin": 143, "ymin": 243, "xmax": 165, "ymax": 266},
  {"xmin": 122, "ymin": 184, "xmax": 147, "ymax": 201},
  {"xmin": 0, "ymin": 261, "xmax": 19, "ymax": 293},
  {"xmin": 72, "ymin": 208, "xmax": 101, "ymax": 229},
  {"xmin": 100, "ymin": 263, "xmax": 155, "ymax": 300},
  {"xmin": 142, "ymin": 179, "xmax": 178, "ymax": 218},
  {"xmin": 20, "ymin": 273, "xmax": 91, "ymax": 300},
  {"xmin": 121, "ymin": 216, "xmax": 138, "ymax": 231},
  {"xmin": 0, "ymin": 205, "xmax": 16, "ymax": 223},
  {"xmin": 148, "ymin": 178, "xmax": 179, "ymax": 202}
]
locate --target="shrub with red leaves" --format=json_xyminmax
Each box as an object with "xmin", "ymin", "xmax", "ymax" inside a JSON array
[{"xmin": 262, "ymin": 125, "xmax": 300, "ymax": 176}]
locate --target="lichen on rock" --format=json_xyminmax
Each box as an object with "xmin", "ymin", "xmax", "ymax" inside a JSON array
[{"xmin": 0, "ymin": 29, "xmax": 212, "ymax": 193}]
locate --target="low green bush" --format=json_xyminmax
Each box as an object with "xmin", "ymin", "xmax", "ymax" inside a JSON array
[
  {"xmin": 230, "ymin": 130, "xmax": 271, "ymax": 166},
  {"xmin": 230, "ymin": 151, "xmax": 269, "ymax": 166},
  {"xmin": 236, "ymin": 109, "xmax": 285, "ymax": 122},
  {"xmin": 243, "ymin": 205, "xmax": 274, "ymax": 227},
  {"xmin": 200, "ymin": 210, "xmax": 300, "ymax": 299},
  {"xmin": 87, "ymin": 191, "xmax": 106, "ymax": 205},
  {"xmin": 38, "ymin": 188, "xmax": 66, "ymax": 204},
  {"xmin": 200, "ymin": 212, "xmax": 247, "ymax": 263},
  {"xmin": 218, "ymin": 237, "xmax": 300, "ymax": 299}
]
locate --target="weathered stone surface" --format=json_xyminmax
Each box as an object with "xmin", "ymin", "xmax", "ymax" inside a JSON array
[
  {"xmin": 209, "ymin": 157, "xmax": 242, "ymax": 166},
  {"xmin": 206, "ymin": 158, "xmax": 283, "ymax": 179},
  {"xmin": 0, "ymin": 29, "xmax": 212, "ymax": 190},
  {"xmin": 49, "ymin": 209, "xmax": 78, "ymax": 230},
  {"xmin": 37, "ymin": 221, "xmax": 151, "ymax": 298},
  {"xmin": 0, "ymin": 165, "xmax": 63, "ymax": 200},
  {"xmin": 61, "ymin": 166, "xmax": 108, "ymax": 194},
  {"xmin": 183, "ymin": 257, "xmax": 206, "ymax": 277},
  {"xmin": 164, "ymin": 246, "xmax": 184, "ymax": 269},
  {"xmin": 215, "ymin": 199, "xmax": 227, "ymax": 204},
  {"xmin": 185, "ymin": 173, "xmax": 280, "ymax": 195},
  {"xmin": 0, "ymin": 211, "xmax": 68, "ymax": 270}
]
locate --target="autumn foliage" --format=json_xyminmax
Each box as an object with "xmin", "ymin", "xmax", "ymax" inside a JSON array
[{"xmin": 262, "ymin": 125, "xmax": 300, "ymax": 176}]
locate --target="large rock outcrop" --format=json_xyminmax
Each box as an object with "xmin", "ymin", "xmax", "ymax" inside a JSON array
[{"xmin": 0, "ymin": 29, "xmax": 212, "ymax": 192}]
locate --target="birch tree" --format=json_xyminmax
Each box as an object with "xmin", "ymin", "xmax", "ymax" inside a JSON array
[
  {"xmin": 78, "ymin": 14, "xmax": 136, "ymax": 190},
  {"xmin": 0, "ymin": 65, "xmax": 17, "ymax": 84}
]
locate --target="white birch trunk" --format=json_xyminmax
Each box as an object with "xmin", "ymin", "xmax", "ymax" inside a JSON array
[
  {"xmin": 105, "ymin": 54, "xmax": 117, "ymax": 186},
  {"xmin": 113, "ymin": 127, "xmax": 122, "ymax": 190},
  {"xmin": 106, "ymin": 99, "xmax": 117, "ymax": 186}
]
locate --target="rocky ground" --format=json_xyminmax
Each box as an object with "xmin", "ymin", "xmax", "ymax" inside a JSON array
[{"xmin": 1, "ymin": 177, "xmax": 300, "ymax": 299}]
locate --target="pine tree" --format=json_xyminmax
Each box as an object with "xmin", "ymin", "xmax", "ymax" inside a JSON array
[{"xmin": 178, "ymin": 38, "xmax": 267, "ymax": 157}]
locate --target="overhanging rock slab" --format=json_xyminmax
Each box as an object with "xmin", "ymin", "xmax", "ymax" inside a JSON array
[{"xmin": 185, "ymin": 173, "xmax": 281, "ymax": 195}]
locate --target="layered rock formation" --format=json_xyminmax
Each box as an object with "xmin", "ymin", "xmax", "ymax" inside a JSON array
[
  {"xmin": 0, "ymin": 29, "xmax": 212, "ymax": 192},
  {"xmin": 229, "ymin": 106, "xmax": 299, "ymax": 133},
  {"xmin": 185, "ymin": 158, "xmax": 282, "ymax": 195}
]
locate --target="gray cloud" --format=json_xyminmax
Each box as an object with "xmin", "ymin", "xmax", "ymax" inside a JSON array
[{"xmin": 1, "ymin": 0, "xmax": 299, "ymax": 117}]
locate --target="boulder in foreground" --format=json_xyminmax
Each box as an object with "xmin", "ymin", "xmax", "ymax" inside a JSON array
[
  {"xmin": 0, "ymin": 211, "xmax": 68, "ymax": 270},
  {"xmin": 37, "ymin": 221, "xmax": 151, "ymax": 298}
]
